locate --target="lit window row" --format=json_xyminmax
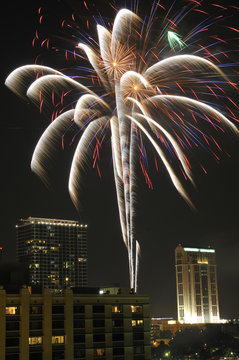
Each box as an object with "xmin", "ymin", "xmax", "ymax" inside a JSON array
[
  {"xmin": 25, "ymin": 240, "xmax": 46, "ymax": 244},
  {"xmin": 131, "ymin": 305, "xmax": 143, "ymax": 313},
  {"xmin": 16, "ymin": 222, "xmax": 87, "ymax": 227},
  {"xmin": 52, "ymin": 336, "xmax": 65, "ymax": 344},
  {"xmin": 6, "ymin": 306, "xmax": 144, "ymax": 317},
  {"xmin": 132, "ymin": 320, "xmax": 144, "ymax": 326},
  {"xmin": 6, "ymin": 306, "xmax": 19, "ymax": 315},
  {"xmin": 29, "ymin": 337, "xmax": 42, "ymax": 345},
  {"xmin": 29, "ymin": 264, "xmax": 40, "ymax": 268},
  {"xmin": 112, "ymin": 305, "xmax": 122, "ymax": 313},
  {"xmin": 29, "ymin": 336, "xmax": 65, "ymax": 345}
]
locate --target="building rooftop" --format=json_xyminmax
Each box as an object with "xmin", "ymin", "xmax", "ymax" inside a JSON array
[
  {"xmin": 16, "ymin": 216, "xmax": 87, "ymax": 227},
  {"xmin": 176, "ymin": 244, "xmax": 215, "ymax": 253}
]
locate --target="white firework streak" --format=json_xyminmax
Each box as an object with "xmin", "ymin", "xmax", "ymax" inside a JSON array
[
  {"xmin": 5, "ymin": 6, "xmax": 238, "ymax": 292},
  {"xmin": 31, "ymin": 109, "xmax": 75, "ymax": 184}
]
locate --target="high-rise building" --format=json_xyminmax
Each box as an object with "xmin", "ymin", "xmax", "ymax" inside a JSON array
[
  {"xmin": 175, "ymin": 245, "xmax": 220, "ymax": 324},
  {"xmin": 0, "ymin": 285, "xmax": 151, "ymax": 360},
  {"xmin": 16, "ymin": 217, "xmax": 87, "ymax": 290}
]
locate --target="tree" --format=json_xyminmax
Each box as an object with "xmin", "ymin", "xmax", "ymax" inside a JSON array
[
  {"xmin": 169, "ymin": 327, "xmax": 204, "ymax": 359},
  {"xmin": 152, "ymin": 341, "xmax": 170, "ymax": 359}
]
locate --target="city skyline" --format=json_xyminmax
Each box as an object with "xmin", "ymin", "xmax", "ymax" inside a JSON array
[{"xmin": 1, "ymin": 0, "xmax": 239, "ymax": 319}]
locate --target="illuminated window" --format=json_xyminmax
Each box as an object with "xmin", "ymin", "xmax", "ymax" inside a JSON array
[
  {"xmin": 112, "ymin": 305, "xmax": 122, "ymax": 313},
  {"xmin": 29, "ymin": 337, "xmax": 42, "ymax": 345},
  {"xmin": 197, "ymin": 258, "xmax": 208, "ymax": 264},
  {"xmin": 36, "ymin": 246, "xmax": 45, "ymax": 250},
  {"xmin": 52, "ymin": 336, "xmax": 65, "ymax": 344},
  {"xmin": 132, "ymin": 319, "xmax": 143, "ymax": 327},
  {"xmin": 5, "ymin": 306, "xmax": 19, "ymax": 315},
  {"xmin": 94, "ymin": 348, "xmax": 105, "ymax": 356},
  {"xmin": 26, "ymin": 240, "xmax": 34, "ymax": 244},
  {"xmin": 131, "ymin": 305, "xmax": 143, "ymax": 313}
]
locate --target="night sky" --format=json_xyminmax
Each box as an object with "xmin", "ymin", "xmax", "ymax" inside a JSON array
[{"xmin": 1, "ymin": 0, "xmax": 239, "ymax": 319}]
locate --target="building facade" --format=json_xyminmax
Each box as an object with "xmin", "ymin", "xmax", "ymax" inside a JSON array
[
  {"xmin": 175, "ymin": 245, "xmax": 220, "ymax": 324},
  {"xmin": 0, "ymin": 286, "xmax": 150, "ymax": 360},
  {"xmin": 16, "ymin": 217, "xmax": 87, "ymax": 290}
]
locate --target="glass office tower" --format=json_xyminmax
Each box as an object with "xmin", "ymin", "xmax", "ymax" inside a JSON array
[{"xmin": 16, "ymin": 217, "xmax": 87, "ymax": 290}]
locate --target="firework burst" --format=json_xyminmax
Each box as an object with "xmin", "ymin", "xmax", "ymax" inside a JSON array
[{"xmin": 5, "ymin": 0, "xmax": 239, "ymax": 291}]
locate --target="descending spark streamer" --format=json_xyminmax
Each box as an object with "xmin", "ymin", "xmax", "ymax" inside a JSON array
[
  {"xmin": 168, "ymin": 31, "xmax": 185, "ymax": 50},
  {"xmin": 5, "ymin": 1, "xmax": 239, "ymax": 292}
]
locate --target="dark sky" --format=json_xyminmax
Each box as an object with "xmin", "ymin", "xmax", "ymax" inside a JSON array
[{"xmin": 1, "ymin": 0, "xmax": 238, "ymax": 319}]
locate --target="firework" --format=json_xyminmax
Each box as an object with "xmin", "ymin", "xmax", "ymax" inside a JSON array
[{"xmin": 5, "ymin": 1, "xmax": 239, "ymax": 291}]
